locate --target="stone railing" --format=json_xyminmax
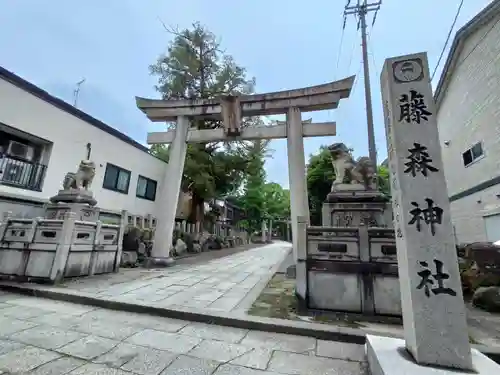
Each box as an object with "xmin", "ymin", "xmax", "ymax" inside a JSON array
[
  {"xmin": 174, "ymin": 220, "xmax": 249, "ymax": 245},
  {"xmin": 175, "ymin": 220, "xmax": 202, "ymax": 234},
  {"xmin": 127, "ymin": 214, "xmax": 249, "ymax": 244},
  {"xmin": 0, "ymin": 211, "xmax": 126, "ymax": 283},
  {"xmin": 298, "ymin": 216, "xmax": 400, "ymax": 316}
]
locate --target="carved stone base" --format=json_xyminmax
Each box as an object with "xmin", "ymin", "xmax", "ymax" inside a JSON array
[
  {"xmin": 45, "ymin": 202, "xmax": 100, "ymax": 222},
  {"xmin": 331, "ymin": 183, "xmax": 367, "ymax": 191},
  {"xmin": 50, "ymin": 189, "xmax": 97, "ymax": 206},
  {"xmin": 367, "ymin": 335, "xmax": 499, "ymax": 375},
  {"xmin": 326, "ymin": 189, "xmax": 388, "ymax": 203},
  {"xmin": 323, "ymin": 190, "xmax": 392, "ymax": 228}
]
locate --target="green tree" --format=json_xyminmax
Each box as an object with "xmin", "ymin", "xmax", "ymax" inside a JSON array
[
  {"xmin": 306, "ymin": 146, "xmax": 335, "ymax": 225},
  {"xmin": 235, "ymin": 140, "xmax": 269, "ymax": 232},
  {"xmin": 377, "ymin": 165, "xmax": 391, "ymax": 197},
  {"xmin": 149, "ymin": 22, "xmax": 256, "ymax": 222},
  {"xmin": 226, "ymin": 139, "xmax": 293, "ymax": 233},
  {"xmin": 263, "ymin": 183, "xmax": 291, "ymax": 220}
]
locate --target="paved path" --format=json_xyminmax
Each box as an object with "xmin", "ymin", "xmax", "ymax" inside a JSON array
[
  {"xmin": 46, "ymin": 241, "xmax": 292, "ymax": 315},
  {"xmin": 0, "ymin": 291, "xmax": 366, "ymax": 374},
  {"xmin": 172, "ymin": 243, "xmax": 267, "ymax": 267}
]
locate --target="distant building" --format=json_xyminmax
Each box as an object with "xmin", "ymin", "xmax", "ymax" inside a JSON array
[
  {"xmin": 0, "ymin": 66, "xmax": 190, "ymax": 225},
  {"xmin": 212, "ymin": 198, "xmax": 245, "ymax": 227},
  {"xmin": 434, "ymin": 0, "xmax": 500, "ymax": 243}
]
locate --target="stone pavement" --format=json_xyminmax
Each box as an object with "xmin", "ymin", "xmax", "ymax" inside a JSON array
[
  {"xmin": 27, "ymin": 241, "xmax": 292, "ymax": 315},
  {"xmin": 1, "ymin": 240, "xmax": 386, "ymax": 344},
  {"xmin": 0, "ymin": 291, "xmax": 367, "ymax": 374}
]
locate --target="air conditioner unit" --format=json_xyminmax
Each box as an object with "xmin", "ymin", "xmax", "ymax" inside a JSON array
[{"xmin": 7, "ymin": 140, "xmax": 34, "ymax": 161}]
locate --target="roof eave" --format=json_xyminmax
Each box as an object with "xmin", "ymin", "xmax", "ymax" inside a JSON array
[{"xmin": 434, "ymin": 0, "xmax": 500, "ymax": 110}]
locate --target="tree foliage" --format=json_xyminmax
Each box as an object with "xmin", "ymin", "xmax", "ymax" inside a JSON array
[
  {"xmin": 377, "ymin": 165, "xmax": 391, "ymax": 197},
  {"xmin": 306, "ymin": 146, "xmax": 335, "ymax": 225},
  {"xmin": 228, "ymin": 140, "xmax": 291, "ymax": 232},
  {"xmin": 150, "ymin": 22, "xmax": 254, "ymax": 103},
  {"xmin": 149, "ymin": 22, "xmax": 256, "ymax": 222},
  {"xmin": 263, "ymin": 183, "xmax": 291, "ymax": 220},
  {"xmin": 231, "ymin": 140, "xmax": 268, "ymax": 231}
]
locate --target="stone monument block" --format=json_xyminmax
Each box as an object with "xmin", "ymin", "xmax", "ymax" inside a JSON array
[{"xmin": 381, "ymin": 52, "xmax": 472, "ymax": 370}]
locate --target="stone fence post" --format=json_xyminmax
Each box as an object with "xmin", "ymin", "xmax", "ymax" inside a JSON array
[
  {"xmin": 296, "ymin": 216, "xmax": 307, "ymax": 299},
  {"xmin": 114, "ymin": 210, "xmax": 128, "ymax": 272},
  {"xmin": 50, "ymin": 212, "xmax": 76, "ymax": 283},
  {"xmin": 0, "ymin": 211, "xmax": 13, "ymax": 241}
]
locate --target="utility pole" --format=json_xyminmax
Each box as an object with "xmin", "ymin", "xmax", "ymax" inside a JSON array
[
  {"xmin": 344, "ymin": 0, "xmax": 381, "ymax": 170},
  {"xmin": 73, "ymin": 78, "xmax": 86, "ymax": 108}
]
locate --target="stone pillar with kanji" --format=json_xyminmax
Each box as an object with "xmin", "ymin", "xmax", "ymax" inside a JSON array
[{"xmin": 381, "ymin": 52, "xmax": 472, "ymax": 370}]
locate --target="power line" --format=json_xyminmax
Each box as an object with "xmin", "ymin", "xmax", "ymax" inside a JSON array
[
  {"xmin": 431, "ymin": 0, "xmax": 465, "ymax": 81},
  {"xmin": 351, "ymin": 61, "xmax": 364, "ymax": 96},
  {"xmin": 334, "ymin": 19, "xmax": 346, "ymax": 80},
  {"xmin": 456, "ymin": 16, "xmax": 500, "ymax": 69},
  {"xmin": 367, "ymin": 30, "xmax": 379, "ymax": 79}
]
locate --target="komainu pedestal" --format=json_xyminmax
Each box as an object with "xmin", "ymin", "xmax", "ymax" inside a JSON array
[
  {"xmin": 323, "ymin": 143, "xmax": 392, "ymax": 228},
  {"xmin": 0, "ymin": 158, "xmax": 126, "ymax": 284},
  {"xmin": 47, "ymin": 160, "xmax": 99, "ymax": 222},
  {"xmin": 306, "ymin": 143, "xmax": 399, "ymax": 316},
  {"xmin": 322, "ymin": 191, "xmax": 391, "ymax": 229}
]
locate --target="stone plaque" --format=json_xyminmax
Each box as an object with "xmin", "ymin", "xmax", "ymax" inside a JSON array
[
  {"xmin": 221, "ymin": 95, "xmax": 241, "ymax": 136},
  {"xmin": 381, "ymin": 245, "xmax": 396, "ymax": 256},
  {"xmin": 45, "ymin": 203, "xmax": 99, "ymax": 222},
  {"xmin": 318, "ymin": 243, "xmax": 347, "ymax": 253}
]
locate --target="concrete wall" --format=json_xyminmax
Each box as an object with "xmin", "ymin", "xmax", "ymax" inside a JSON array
[
  {"xmin": 0, "ymin": 192, "xmax": 127, "ymax": 226},
  {"xmin": 449, "ymin": 185, "xmax": 500, "ymax": 244},
  {"xmin": 437, "ymin": 13, "xmax": 500, "ymax": 243},
  {"xmin": 0, "ymin": 193, "xmax": 45, "ymax": 218},
  {"xmin": 0, "ymin": 76, "xmax": 167, "ymax": 218}
]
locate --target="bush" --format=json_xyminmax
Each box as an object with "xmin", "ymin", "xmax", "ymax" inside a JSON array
[
  {"xmin": 180, "ymin": 232, "xmax": 195, "ymax": 253},
  {"xmin": 472, "ymin": 286, "xmax": 500, "ymax": 312},
  {"xmin": 142, "ymin": 228, "xmax": 154, "ymax": 241},
  {"xmin": 122, "ymin": 226, "xmax": 142, "ymax": 251}
]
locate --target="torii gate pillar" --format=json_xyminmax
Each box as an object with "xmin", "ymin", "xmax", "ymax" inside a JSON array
[
  {"xmin": 286, "ymin": 108, "xmax": 310, "ymax": 262},
  {"xmin": 149, "ymin": 116, "xmax": 189, "ymax": 265}
]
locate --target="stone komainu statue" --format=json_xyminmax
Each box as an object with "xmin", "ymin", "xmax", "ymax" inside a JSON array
[
  {"xmin": 62, "ymin": 160, "xmax": 96, "ymax": 190},
  {"xmin": 327, "ymin": 143, "xmax": 376, "ymax": 190}
]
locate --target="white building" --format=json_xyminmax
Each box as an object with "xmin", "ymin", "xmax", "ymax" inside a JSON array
[
  {"xmin": 435, "ymin": 0, "xmax": 500, "ymax": 244},
  {"xmin": 0, "ymin": 66, "xmax": 167, "ymax": 224}
]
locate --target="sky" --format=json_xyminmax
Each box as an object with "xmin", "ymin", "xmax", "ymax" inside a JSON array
[{"xmin": 0, "ymin": 0, "xmax": 493, "ymax": 188}]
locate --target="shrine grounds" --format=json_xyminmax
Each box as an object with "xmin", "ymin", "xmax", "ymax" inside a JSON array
[{"xmin": 1, "ymin": 240, "xmax": 500, "ymax": 371}]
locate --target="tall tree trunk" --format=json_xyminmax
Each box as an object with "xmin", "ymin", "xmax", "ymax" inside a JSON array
[{"xmin": 188, "ymin": 192, "xmax": 204, "ymax": 225}]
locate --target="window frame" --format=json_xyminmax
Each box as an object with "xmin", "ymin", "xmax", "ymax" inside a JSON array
[
  {"xmin": 136, "ymin": 175, "xmax": 157, "ymax": 201},
  {"xmin": 462, "ymin": 142, "xmax": 484, "ymax": 167},
  {"xmin": 102, "ymin": 163, "xmax": 131, "ymax": 194}
]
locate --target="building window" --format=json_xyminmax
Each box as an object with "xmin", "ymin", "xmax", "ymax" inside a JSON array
[
  {"xmin": 136, "ymin": 175, "xmax": 157, "ymax": 201},
  {"xmin": 0, "ymin": 127, "xmax": 50, "ymax": 192},
  {"xmin": 103, "ymin": 163, "xmax": 130, "ymax": 193},
  {"xmin": 462, "ymin": 142, "xmax": 484, "ymax": 167}
]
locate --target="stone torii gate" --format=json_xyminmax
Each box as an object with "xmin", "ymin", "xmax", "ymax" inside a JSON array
[{"xmin": 136, "ymin": 76, "xmax": 354, "ymax": 266}]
